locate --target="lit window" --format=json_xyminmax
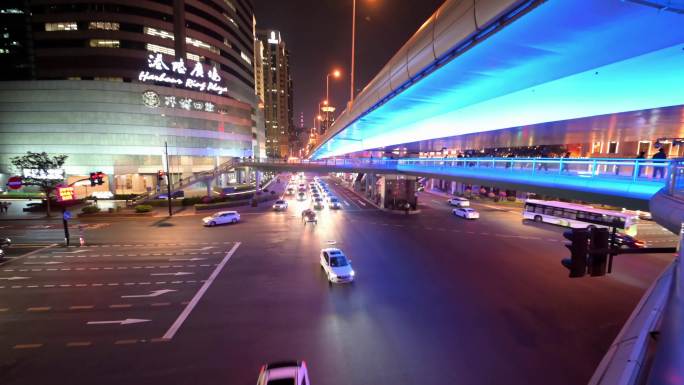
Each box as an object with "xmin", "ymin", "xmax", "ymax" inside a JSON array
[
  {"xmin": 0, "ymin": 48, "xmax": 8, "ymax": 54},
  {"xmin": 240, "ymin": 52, "xmax": 252, "ymax": 65},
  {"xmin": 144, "ymin": 27, "xmax": 174, "ymax": 40},
  {"xmin": 222, "ymin": 13, "xmax": 238, "ymax": 28},
  {"xmin": 90, "ymin": 39, "xmax": 120, "ymax": 48},
  {"xmin": 89, "ymin": 22, "xmax": 119, "ymax": 30},
  {"xmin": 223, "ymin": 38, "xmax": 232, "ymax": 48},
  {"xmin": 1, "ymin": 8, "xmax": 24, "ymax": 14},
  {"xmin": 607, "ymin": 141, "xmax": 619, "ymax": 154},
  {"xmin": 186, "ymin": 36, "xmax": 219, "ymax": 54},
  {"xmin": 223, "ymin": 0, "xmax": 236, "ymax": 12},
  {"xmin": 147, "ymin": 44, "xmax": 203, "ymax": 63},
  {"xmin": 45, "ymin": 22, "xmax": 77, "ymax": 31}
]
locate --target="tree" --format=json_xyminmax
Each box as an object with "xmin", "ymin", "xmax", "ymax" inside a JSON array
[{"xmin": 10, "ymin": 152, "xmax": 68, "ymax": 217}]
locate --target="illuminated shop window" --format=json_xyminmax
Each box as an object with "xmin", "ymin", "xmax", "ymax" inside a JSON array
[
  {"xmin": 90, "ymin": 39, "xmax": 120, "ymax": 48},
  {"xmin": 144, "ymin": 27, "xmax": 174, "ymax": 40},
  {"xmin": 89, "ymin": 21, "xmax": 120, "ymax": 30},
  {"xmin": 45, "ymin": 22, "xmax": 77, "ymax": 31}
]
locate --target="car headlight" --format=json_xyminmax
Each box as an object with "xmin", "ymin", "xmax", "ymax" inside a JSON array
[{"xmin": 350, "ymin": 270, "xmax": 355, "ymax": 277}]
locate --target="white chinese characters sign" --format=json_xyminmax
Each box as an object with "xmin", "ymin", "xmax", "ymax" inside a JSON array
[{"xmin": 138, "ymin": 54, "xmax": 228, "ymax": 96}]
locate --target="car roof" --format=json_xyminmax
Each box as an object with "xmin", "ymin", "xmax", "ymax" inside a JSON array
[
  {"xmin": 322, "ymin": 247, "xmax": 344, "ymax": 255},
  {"xmin": 218, "ymin": 210, "xmax": 237, "ymax": 214}
]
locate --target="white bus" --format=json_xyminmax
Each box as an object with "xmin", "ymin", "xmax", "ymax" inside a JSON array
[{"xmin": 523, "ymin": 199, "xmax": 638, "ymax": 236}]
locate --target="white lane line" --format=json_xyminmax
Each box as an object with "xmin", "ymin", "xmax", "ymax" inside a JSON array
[
  {"xmin": 0, "ymin": 243, "xmax": 58, "ymax": 267},
  {"xmin": 162, "ymin": 242, "xmax": 241, "ymax": 340},
  {"xmin": 344, "ymin": 200, "xmax": 350, "ymax": 206}
]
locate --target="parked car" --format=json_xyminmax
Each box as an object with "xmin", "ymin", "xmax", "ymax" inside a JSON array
[
  {"xmin": 320, "ymin": 248, "xmax": 355, "ymax": 284},
  {"xmin": 158, "ymin": 190, "xmax": 184, "ymax": 199},
  {"xmin": 257, "ymin": 361, "xmax": 310, "ymax": 385},
  {"xmin": 452, "ymin": 207, "xmax": 480, "ymax": 219},
  {"xmin": 447, "ymin": 197, "xmax": 470, "ymax": 207},
  {"xmin": 202, "ymin": 211, "xmax": 240, "ymax": 226},
  {"xmin": 272, "ymin": 200, "xmax": 288, "ymax": 211}
]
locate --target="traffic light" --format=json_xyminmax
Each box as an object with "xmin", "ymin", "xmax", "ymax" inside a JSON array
[
  {"xmin": 562, "ymin": 229, "xmax": 589, "ymax": 278},
  {"xmin": 96, "ymin": 171, "xmax": 104, "ymax": 185},
  {"xmin": 588, "ymin": 227, "xmax": 610, "ymax": 277},
  {"xmin": 89, "ymin": 172, "xmax": 97, "ymax": 187},
  {"xmin": 157, "ymin": 170, "xmax": 165, "ymax": 181}
]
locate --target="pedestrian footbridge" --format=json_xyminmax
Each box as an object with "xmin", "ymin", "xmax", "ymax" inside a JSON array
[{"xmin": 240, "ymin": 157, "xmax": 670, "ymax": 211}]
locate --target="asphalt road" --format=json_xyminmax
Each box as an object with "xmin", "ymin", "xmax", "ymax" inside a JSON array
[{"xmin": 0, "ymin": 176, "xmax": 677, "ymax": 385}]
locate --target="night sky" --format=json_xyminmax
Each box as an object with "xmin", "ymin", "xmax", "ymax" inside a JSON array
[{"xmin": 253, "ymin": 0, "xmax": 444, "ymax": 130}]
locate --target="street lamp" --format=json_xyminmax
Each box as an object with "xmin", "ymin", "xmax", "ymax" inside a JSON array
[{"xmin": 326, "ymin": 69, "xmax": 341, "ymax": 106}]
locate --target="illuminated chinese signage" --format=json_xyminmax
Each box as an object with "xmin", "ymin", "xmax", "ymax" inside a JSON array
[
  {"xmin": 142, "ymin": 90, "xmax": 217, "ymax": 113},
  {"xmin": 138, "ymin": 54, "xmax": 228, "ymax": 96},
  {"xmin": 56, "ymin": 186, "xmax": 76, "ymax": 202}
]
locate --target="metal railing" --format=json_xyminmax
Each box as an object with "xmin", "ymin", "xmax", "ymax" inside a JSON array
[
  {"xmin": 666, "ymin": 159, "xmax": 684, "ymax": 200},
  {"xmin": 131, "ymin": 158, "xmax": 237, "ymax": 204},
  {"xmin": 243, "ymin": 157, "xmax": 672, "ymax": 183}
]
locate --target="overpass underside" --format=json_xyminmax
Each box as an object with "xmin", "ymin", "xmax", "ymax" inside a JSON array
[{"xmin": 313, "ymin": 0, "xmax": 684, "ymax": 159}]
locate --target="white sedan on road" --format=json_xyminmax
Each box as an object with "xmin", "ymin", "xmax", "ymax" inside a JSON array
[
  {"xmin": 272, "ymin": 200, "xmax": 288, "ymax": 211},
  {"xmin": 320, "ymin": 248, "xmax": 355, "ymax": 284},
  {"xmin": 202, "ymin": 210, "xmax": 240, "ymax": 226},
  {"xmin": 447, "ymin": 197, "xmax": 470, "ymax": 207},
  {"xmin": 452, "ymin": 207, "xmax": 480, "ymax": 219}
]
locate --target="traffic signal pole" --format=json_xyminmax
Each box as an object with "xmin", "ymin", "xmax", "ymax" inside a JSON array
[{"xmin": 165, "ymin": 141, "xmax": 172, "ymax": 217}]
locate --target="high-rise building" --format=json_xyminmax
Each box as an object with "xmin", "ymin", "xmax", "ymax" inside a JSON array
[
  {"xmin": 257, "ymin": 29, "xmax": 293, "ymax": 159},
  {"xmin": 0, "ymin": 0, "xmax": 265, "ymax": 193}
]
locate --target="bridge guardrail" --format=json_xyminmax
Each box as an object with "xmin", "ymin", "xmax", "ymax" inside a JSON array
[
  {"xmin": 243, "ymin": 157, "xmax": 672, "ymax": 183},
  {"xmin": 666, "ymin": 159, "xmax": 684, "ymax": 201}
]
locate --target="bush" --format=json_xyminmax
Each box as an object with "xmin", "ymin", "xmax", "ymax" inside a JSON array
[
  {"xmin": 182, "ymin": 196, "xmax": 204, "ymax": 206},
  {"xmin": 81, "ymin": 205, "xmax": 101, "ymax": 214},
  {"xmin": 114, "ymin": 194, "xmax": 138, "ymax": 200},
  {"xmin": 135, "ymin": 204, "xmax": 153, "ymax": 213}
]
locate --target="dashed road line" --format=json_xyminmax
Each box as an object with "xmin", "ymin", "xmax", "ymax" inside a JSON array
[
  {"xmin": 66, "ymin": 341, "xmax": 92, "ymax": 347},
  {"xmin": 0, "ymin": 281, "xmax": 202, "ymax": 290},
  {"xmin": 13, "ymin": 344, "xmax": 43, "ymax": 350}
]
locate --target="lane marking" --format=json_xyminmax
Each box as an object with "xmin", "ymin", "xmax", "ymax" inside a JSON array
[
  {"xmin": 13, "ymin": 344, "xmax": 42, "ymax": 349},
  {"xmin": 66, "ymin": 341, "xmax": 92, "ymax": 347},
  {"xmin": 162, "ymin": 242, "xmax": 241, "ymax": 340},
  {"xmin": 70, "ymin": 305, "xmax": 94, "ymax": 310},
  {"xmin": 0, "ymin": 243, "xmax": 57, "ymax": 267},
  {"xmin": 114, "ymin": 339, "xmax": 137, "ymax": 345},
  {"xmin": 27, "ymin": 307, "xmax": 51, "ymax": 312}
]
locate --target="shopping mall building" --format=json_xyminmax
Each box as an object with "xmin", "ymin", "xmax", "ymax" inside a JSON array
[{"xmin": 0, "ymin": 0, "xmax": 265, "ymax": 194}]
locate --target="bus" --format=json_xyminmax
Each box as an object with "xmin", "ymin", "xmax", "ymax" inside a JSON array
[{"xmin": 523, "ymin": 199, "xmax": 638, "ymax": 236}]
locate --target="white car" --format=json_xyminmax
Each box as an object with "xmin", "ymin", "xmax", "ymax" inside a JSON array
[
  {"xmin": 447, "ymin": 197, "xmax": 470, "ymax": 207},
  {"xmin": 320, "ymin": 248, "xmax": 355, "ymax": 284},
  {"xmin": 272, "ymin": 200, "xmax": 288, "ymax": 211},
  {"xmin": 328, "ymin": 197, "xmax": 342, "ymax": 209},
  {"xmin": 257, "ymin": 361, "xmax": 310, "ymax": 385},
  {"xmin": 202, "ymin": 210, "xmax": 240, "ymax": 226},
  {"xmin": 91, "ymin": 191, "xmax": 114, "ymax": 199},
  {"xmin": 452, "ymin": 207, "xmax": 480, "ymax": 219}
]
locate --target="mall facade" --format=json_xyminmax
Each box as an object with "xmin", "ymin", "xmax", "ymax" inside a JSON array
[{"xmin": 0, "ymin": 0, "xmax": 265, "ymax": 194}]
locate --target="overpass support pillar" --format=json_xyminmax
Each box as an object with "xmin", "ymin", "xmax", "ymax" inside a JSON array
[
  {"xmin": 204, "ymin": 177, "xmax": 212, "ymax": 198},
  {"xmin": 256, "ymin": 170, "xmax": 262, "ymax": 189}
]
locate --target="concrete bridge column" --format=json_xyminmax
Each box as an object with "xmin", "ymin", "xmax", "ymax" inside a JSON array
[{"xmin": 203, "ymin": 177, "xmax": 212, "ymax": 198}]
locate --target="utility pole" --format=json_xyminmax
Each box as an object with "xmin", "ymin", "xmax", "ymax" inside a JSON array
[{"xmin": 165, "ymin": 141, "xmax": 172, "ymax": 217}]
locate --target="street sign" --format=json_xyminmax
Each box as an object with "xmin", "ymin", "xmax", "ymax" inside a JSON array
[
  {"xmin": 56, "ymin": 186, "xmax": 76, "ymax": 202},
  {"xmin": 63, "ymin": 211, "xmax": 72, "ymax": 221},
  {"xmin": 7, "ymin": 176, "xmax": 22, "ymax": 190}
]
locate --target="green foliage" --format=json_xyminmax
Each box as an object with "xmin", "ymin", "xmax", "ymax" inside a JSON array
[
  {"xmin": 135, "ymin": 204, "xmax": 153, "ymax": 213},
  {"xmin": 10, "ymin": 152, "xmax": 68, "ymax": 216},
  {"xmin": 81, "ymin": 205, "xmax": 101, "ymax": 214}
]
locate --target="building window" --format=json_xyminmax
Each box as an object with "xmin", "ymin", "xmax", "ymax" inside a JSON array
[
  {"xmin": 45, "ymin": 22, "xmax": 77, "ymax": 31},
  {"xmin": 89, "ymin": 21, "xmax": 120, "ymax": 30},
  {"xmin": 94, "ymin": 77, "xmax": 123, "ymax": 82},
  {"xmin": 144, "ymin": 27, "xmax": 174, "ymax": 40},
  {"xmin": 1, "ymin": 8, "xmax": 25, "ymax": 14},
  {"xmin": 0, "ymin": 48, "xmax": 9, "ymax": 54},
  {"xmin": 240, "ymin": 52, "xmax": 252, "ymax": 65},
  {"xmin": 222, "ymin": 13, "xmax": 238, "ymax": 28},
  {"xmin": 223, "ymin": 0, "xmax": 236, "ymax": 12},
  {"xmin": 186, "ymin": 36, "xmax": 219, "ymax": 54},
  {"xmin": 607, "ymin": 141, "xmax": 618, "ymax": 154},
  {"xmin": 146, "ymin": 43, "xmax": 203, "ymax": 62},
  {"xmin": 592, "ymin": 141, "xmax": 602, "ymax": 154},
  {"xmin": 90, "ymin": 39, "xmax": 120, "ymax": 48},
  {"xmin": 637, "ymin": 141, "xmax": 651, "ymax": 155}
]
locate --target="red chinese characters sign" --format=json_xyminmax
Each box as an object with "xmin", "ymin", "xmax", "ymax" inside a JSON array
[{"xmin": 56, "ymin": 186, "xmax": 76, "ymax": 202}]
